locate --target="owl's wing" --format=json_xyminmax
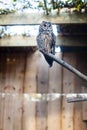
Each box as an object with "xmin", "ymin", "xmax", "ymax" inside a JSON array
[
  {"xmin": 36, "ymin": 33, "xmax": 45, "ymax": 51},
  {"xmin": 51, "ymin": 33, "xmax": 56, "ymax": 55}
]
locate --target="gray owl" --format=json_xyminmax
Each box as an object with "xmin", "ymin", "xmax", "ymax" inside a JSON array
[{"xmin": 36, "ymin": 21, "xmax": 56, "ymax": 67}]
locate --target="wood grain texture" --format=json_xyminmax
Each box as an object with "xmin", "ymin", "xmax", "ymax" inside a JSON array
[
  {"xmin": 0, "ymin": 95, "xmax": 5, "ymax": 130},
  {"xmin": 36, "ymin": 101, "xmax": 48, "ymax": 130},
  {"xmin": 80, "ymin": 53, "xmax": 87, "ymax": 121},
  {"xmin": 47, "ymin": 53, "xmax": 62, "ymax": 130},
  {"xmin": 82, "ymin": 87, "xmax": 87, "ymax": 121},
  {"xmin": 23, "ymin": 51, "xmax": 38, "ymax": 93},
  {"xmin": 62, "ymin": 53, "xmax": 75, "ymax": 130},
  {"xmin": 0, "ymin": 51, "xmax": 87, "ymax": 130},
  {"xmin": 47, "ymin": 99, "xmax": 62, "ymax": 130},
  {"xmin": 13, "ymin": 95, "xmax": 22, "ymax": 130},
  {"xmin": 48, "ymin": 53, "xmax": 62, "ymax": 93},
  {"xmin": 0, "ymin": 13, "xmax": 87, "ymax": 25},
  {"xmin": 0, "ymin": 35, "xmax": 87, "ymax": 47},
  {"xmin": 37, "ymin": 52, "xmax": 49, "ymax": 93},
  {"xmin": 22, "ymin": 98, "xmax": 36, "ymax": 130},
  {"xmin": 22, "ymin": 94, "xmax": 36, "ymax": 130},
  {"xmin": 36, "ymin": 52, "xmax": 48, "ymax": 130},
  {"xmin": 0, "ymin": 52, "xmax": 26, "ymax": 94},
  {"xmin": 3, "ymin": 95, "xmax": 14, "ymax": 130},
  {"xmin": 73, "ymin": 53, "xmax": 87, "ymax": 130}
]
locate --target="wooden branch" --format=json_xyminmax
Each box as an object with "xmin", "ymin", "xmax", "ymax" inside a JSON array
[
  {"xmin": 40, "ymin": 49, "xmax": 87, "ymax": 82},
  {"xmin": 66, "ymin": 94, "xmax": 87, "ymax": 103}
]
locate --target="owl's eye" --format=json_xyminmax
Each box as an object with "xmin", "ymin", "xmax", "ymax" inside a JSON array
[
  {"xmin": 44, "ymin": 24, "xmax": 46, "ymax": 27},
  {"xmin": 49, "ymin": 24, "xmax": 51, "ymax": 27}
]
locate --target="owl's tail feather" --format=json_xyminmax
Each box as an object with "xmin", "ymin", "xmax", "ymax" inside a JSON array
[{"xmin": 43, "ymin": 53, "xmax": 53, "ymax": 67}]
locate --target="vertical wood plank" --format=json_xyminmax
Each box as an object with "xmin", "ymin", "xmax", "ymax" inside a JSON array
[
  {"xmin": 36, "ymin": 101, "xmax": 48, "ymax": 130},
  {"xmin": 0, "ymin": 53, "xmax": 6, "ymax": 130},
  {"xmin": 47, "ymin": 99, "xmax": 62, "ymax": 130},
  {"xmin": 22, "ymin": 95, "xmax": 36, "ymax": 130},
  {"xmin": 82, "ymin": 87, "xmax": 87, "ymax": 121},
  {"xmin": 3, "ymin": 95, "xmax": 14, "ymax": 130},
  {"xmin": 36, "ymin": 51, "xmax": 49, "ymax": 130},
  {"xmin": 74, "ymin": 93, "xmax": 84, "ymax": 130},
  {"xmin": 0, "ymin": 52, "xmax": 26, "ymax": 130},
  {"xmin": 37, "ymin": 52, "xmax": 49, "ymax": 93},
  {"xmin": 12, "ymin": 94, "xmax": 23, "ymax": 130},
  {"xmin": 1, "ymin": 52, "xmax": 26, "ymax": 94},
  {"xmin": 47, "ymin": 52, "xmax": 62, "ymax": 130},
  {"xmin": 62, "ymin": 53, "xmax": 75, "ymax": 130},
  {"xmin": 22, "ymin": 51, "xmax": 37, "ymax": 130},
  {"xmin": 74, "ymin": 101, "xmax": 86, "ymax": 130},
  {"xmin": 23, "ymin": 51, "xmax": 38, "ymax": 93},
  {"xmin": 62, "ymin": 97, "xmax": 74, "ymax": 130},
  {"xmin": 0, "ymin": 75, "xmax": 1, "ymax": 129},
  {"xmin": 0, "ymin": 85, "xmax": 4, "ymax": 130},
  {"xmin": 48, "ymin": 53, "xmax": 62, "ymax": 93},
  {"xmin": 74, "ymin": 53, "xmax": 87, "ymax": 130},
  {"xmin": 0, "ymin": 94, "xmax": 5, "ymax": 130},
  {"xmin": 80, "ymin": 53, "xmax": 87, "ymax": 121}
]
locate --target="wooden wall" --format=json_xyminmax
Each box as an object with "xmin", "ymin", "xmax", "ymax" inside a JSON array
[
  {"xmin": 0, "ymin": 13, "xmax": 87, "ymax": 25},
  {"xmin": 0, "ymin": 49, "xmax": 87, "ymax": 130},
  {"xmin": 1, "ymin": 35, "xmax": 87, "ymax": 47}
]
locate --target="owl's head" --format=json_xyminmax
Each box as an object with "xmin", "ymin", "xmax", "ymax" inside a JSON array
[{"xmin": 39, "ymin": 21, "xmax": 53, "ymax": 32}]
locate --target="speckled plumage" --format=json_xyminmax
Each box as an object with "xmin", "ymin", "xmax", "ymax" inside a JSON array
[{"xmin": 36, "ymin": 21, "xmax": 56, "ymax": 67}]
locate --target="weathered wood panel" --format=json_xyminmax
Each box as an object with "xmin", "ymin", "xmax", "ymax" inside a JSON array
[
  {"xmin": 36, "ymin": 101, "xmax": 48, "ymax": 130},
  {"xmin": 0, "ymin": 34, "xmax": 87, "ymax": 47},
  {"xmin": 13, "ymin": 95, "xmax": 23, "ymax": 130},
  {"xmin": 0, "ymin": 95, "xmax": 5, "ymax": 130},
  {"xmin": 0, "ymin": 51, "xmax": 25, "ymax": 130},
  {"xmin": 22, "ymin": 97, "xmax": 36, "ymax": 130},
  {"xmin": 0, "ymin": 13, "xmax": 87, "ymax": 25},
  {"xmin": 23, "ymin": 51, "xmax": 38, "ymax": 93},
  {"xmin": 47, "ymin": 99, "xmax": 62, "ymax": 130},
  {"xmin": 76, "ymin": 53, "xmax": 87, "ymax": 121},
  {"xmin": 36, "ymin": 52, "xmax": 48, "ymax": 130},
  {"xmin": 73, "ymin": 53, "xmax": 87, "ymax": 130},
  {"xmin": 62, "ymin": 53, "xmax": 75, "ymax": 130},
  {"xmin": 47, "ymin": 53, "xmax": 62, "ymax": 130},
  {"xmin": 37, "ymin": 52, "xmax": 49, "ymax": 93},
  {"xmin": 49, "ymin": 53, "xmax": 62, "ymax": 93},
  {"xmin": 82, "ymin": 88, "xmax": 87, "ymax": 121},
  {"xmin": 0, "ymin": 50, "xmax": 87, "ymax": 130},
  {"xmin": 3, "ymin": 95, "xmax": 13, "ymax": 130},
  {"xmin": 0, "ymin": 36, "xmax": 36, "ymax": 47},
  {"xmin": 0, "ymin": 52, "xmax": 26, "ymax": 93}
]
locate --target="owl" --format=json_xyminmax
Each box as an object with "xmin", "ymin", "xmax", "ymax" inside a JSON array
[{"xmin": 36, "ymin": 21, "xmax": 56, "ymax": 67}]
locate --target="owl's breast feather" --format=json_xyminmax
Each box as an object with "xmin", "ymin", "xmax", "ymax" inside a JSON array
[{"xmin": 41, "ymin": 32, "xmax": 52, "ymax": 43}]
